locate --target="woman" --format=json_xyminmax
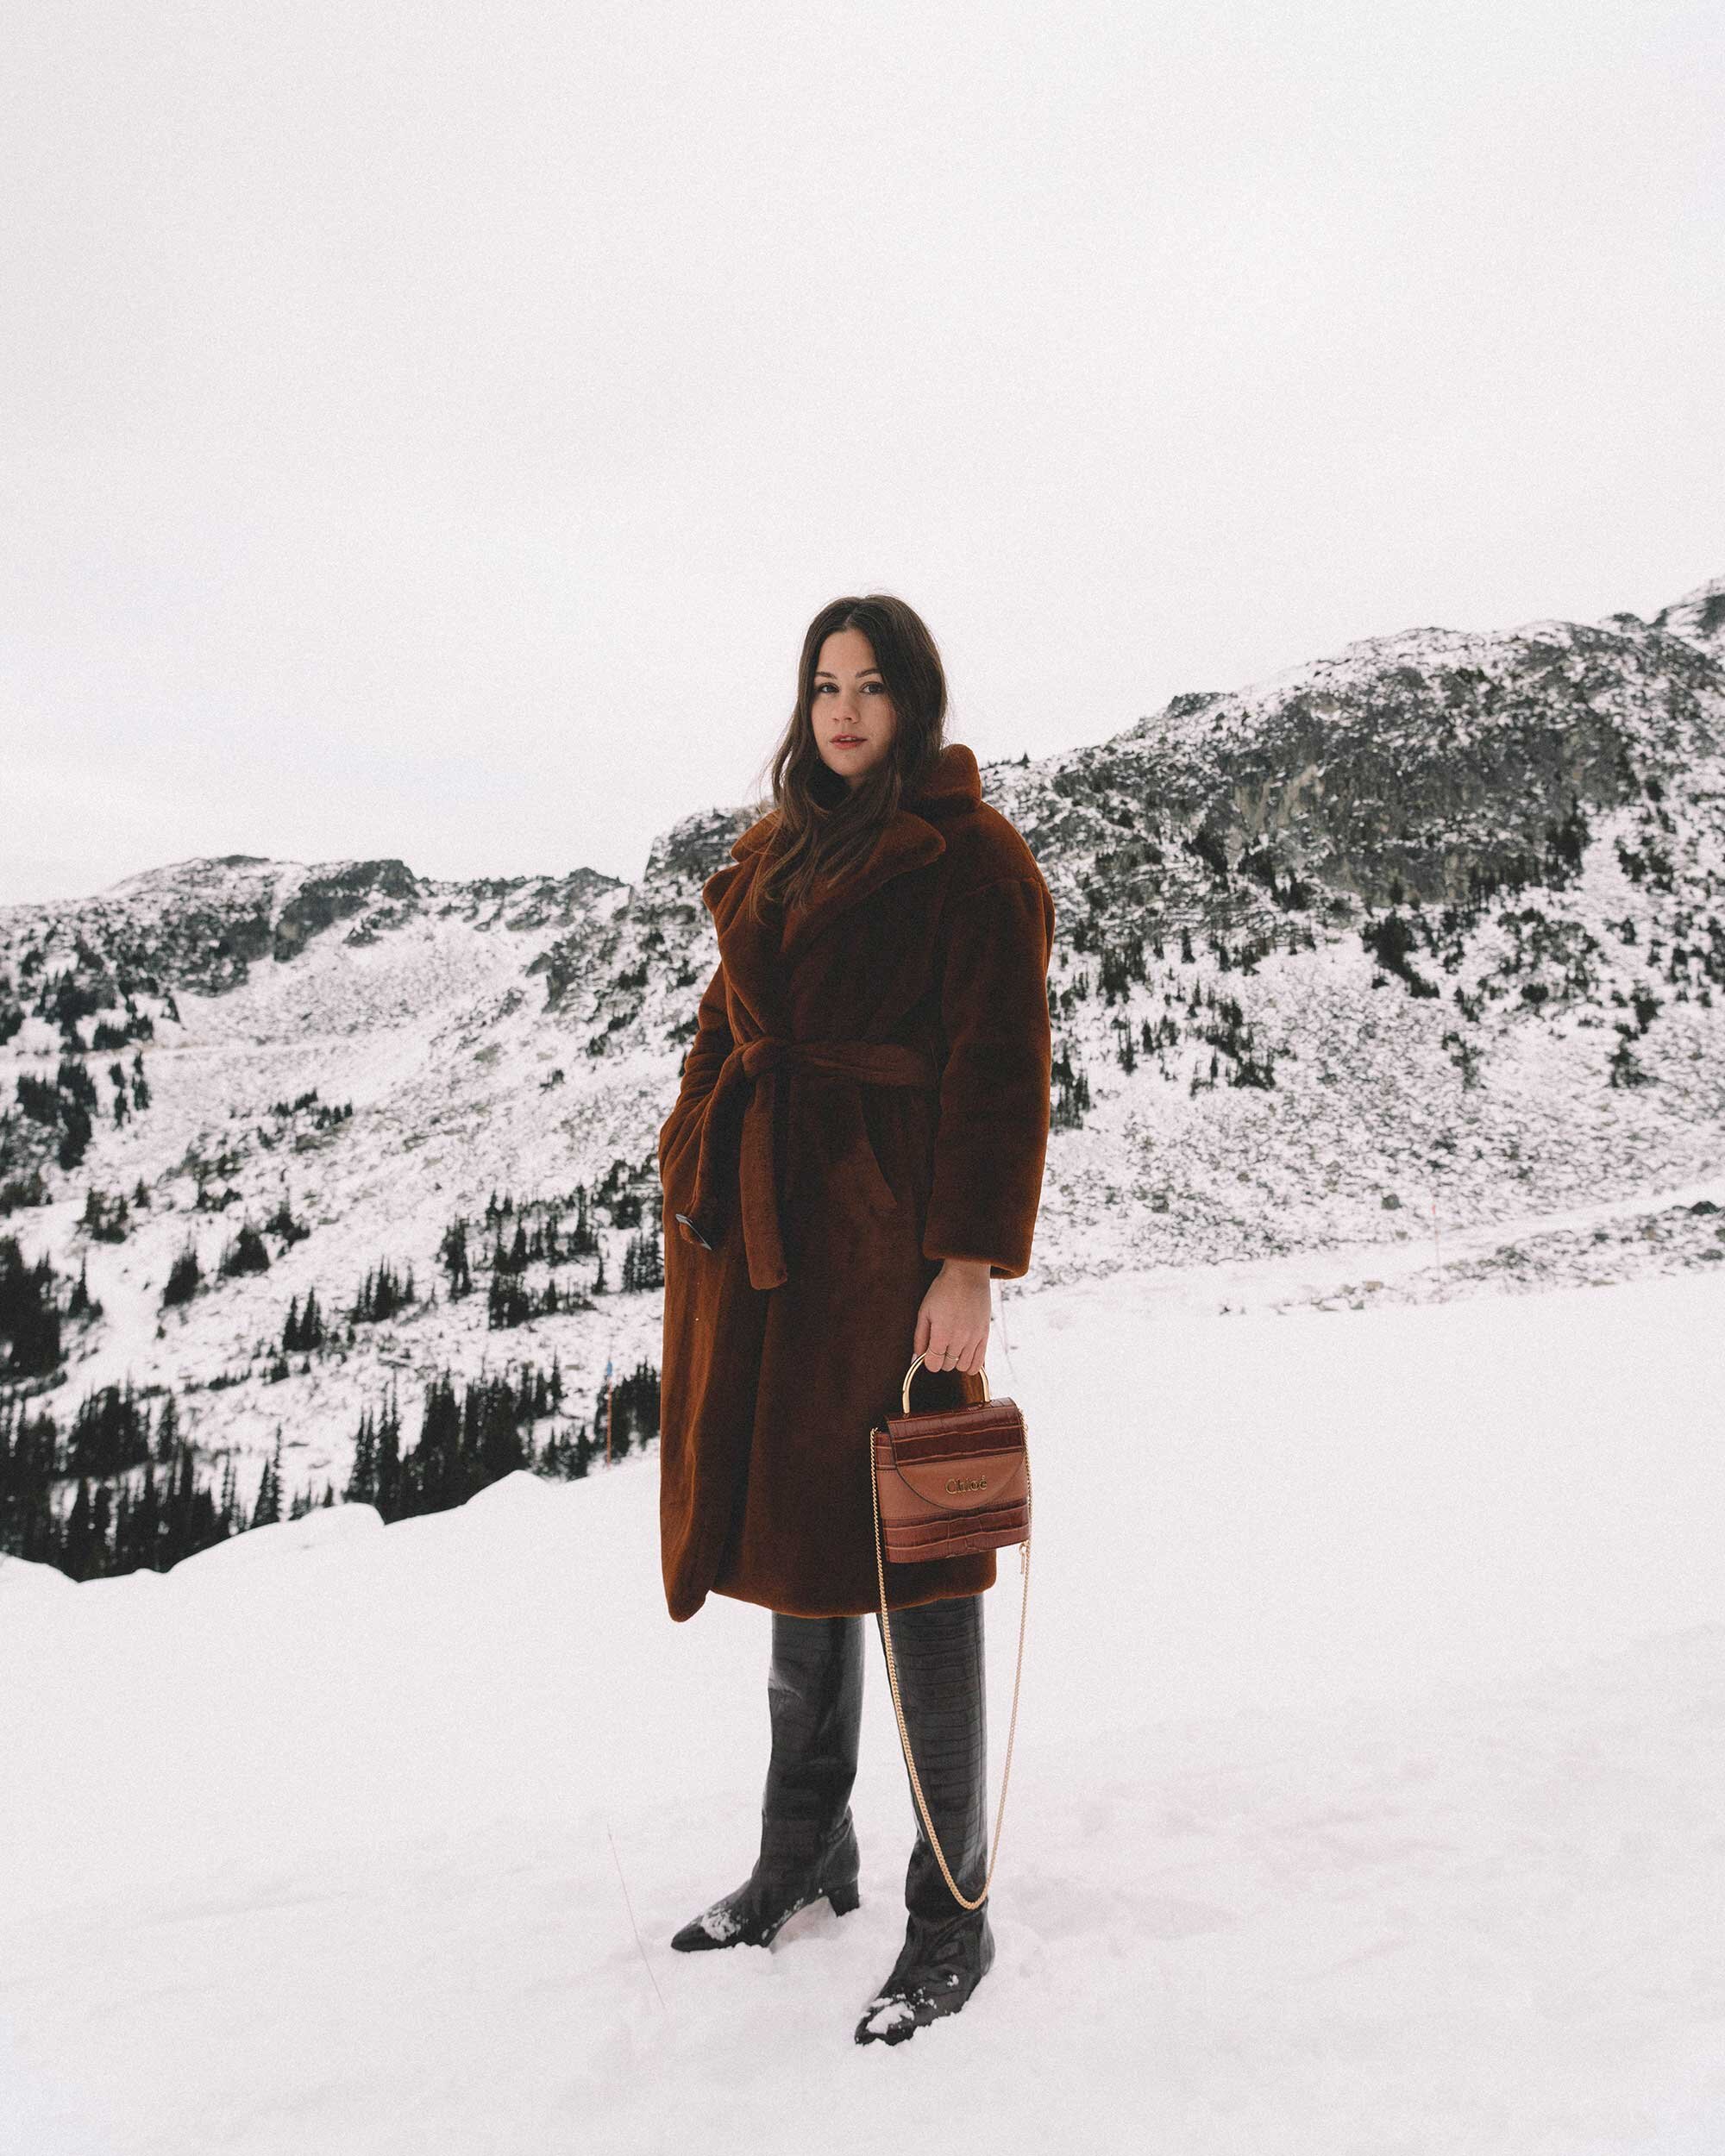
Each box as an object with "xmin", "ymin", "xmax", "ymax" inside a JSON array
[{"xmin": 656, "ymin": 592, "xmax": 1055, "ymax": 2046}]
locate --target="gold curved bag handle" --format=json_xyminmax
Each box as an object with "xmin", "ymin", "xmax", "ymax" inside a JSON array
[{"xmin": 900, "ymin": 1352, "xmax": 991, "ymax": 1414}]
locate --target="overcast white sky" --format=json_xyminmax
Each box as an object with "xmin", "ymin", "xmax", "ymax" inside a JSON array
[{"xmin": 3, "ymin": 0, "xmax": 1720, "ymax": 906}]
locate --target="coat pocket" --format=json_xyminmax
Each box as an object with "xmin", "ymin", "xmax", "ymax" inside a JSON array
[
  {"xmin": 659, "ymin": 1095, "xmax": 718, "ymax": 1248},
  {"xmin": 828, "ymin": 1082, "xmax": 900, "ymax": 1218}
]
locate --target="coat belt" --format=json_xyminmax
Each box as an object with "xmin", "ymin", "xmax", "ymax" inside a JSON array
[{"xmin": 676, "ymin": 1035, "xmax": 939, "ymax": 1290}]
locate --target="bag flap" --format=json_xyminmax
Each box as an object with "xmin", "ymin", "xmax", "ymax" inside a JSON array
[
  {"xmin": 873, "ymin": 1396, "xmax": 1027, "ymax": 1514},
  {"xmin": 887, "ymin": 1446, "xmax": 1028, "ymax": 1513}
]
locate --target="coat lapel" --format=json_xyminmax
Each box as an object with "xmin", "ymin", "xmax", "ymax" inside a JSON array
[
  {"xmin": 776, "ymin": 812, "xmax": 947, "ymax": 964},
  {"xmin": 701, "ymin": 743, "xmax": 982, "ymax": 1029},
  {"xmin": 699, "ymin": 851, "xmax": 780, "ymax": 1037}
]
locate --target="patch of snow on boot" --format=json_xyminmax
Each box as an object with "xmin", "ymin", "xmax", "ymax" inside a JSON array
[
  {"xmin": 862, "ymin": 1996, "xmax": 916, "ymax": 2037},
  {"xmin": 699, "ymin": 1902, "xmax": 742, "ymax": 1942}
]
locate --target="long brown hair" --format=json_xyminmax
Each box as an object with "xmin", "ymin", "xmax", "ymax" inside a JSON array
[{"xmin": 747, "ymin": 593, "xmax": 950, "ymax": 921}]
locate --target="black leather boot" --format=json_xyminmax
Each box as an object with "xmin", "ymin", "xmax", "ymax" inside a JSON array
[
  {"xmin": 855, "ymin": 1590, "xmax": 994, "ymax": 2045},
  {"xmin": 673, "ymin": 1611, "xmax": 864, "ymax": 1952}
]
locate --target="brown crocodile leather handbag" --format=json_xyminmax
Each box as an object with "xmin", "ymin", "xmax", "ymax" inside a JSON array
[{"xmin": 869, "ymin": 1352, "xmax": 1032, "ymax": 1912}]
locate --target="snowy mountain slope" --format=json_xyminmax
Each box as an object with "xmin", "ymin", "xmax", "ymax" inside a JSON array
[
  {"xmin": 3, "ymin": 572, "xmax": 1722, "ymax": 1527},
  {"xmin": 1, "ymin": 879, "xmax": 669, "ymax": 1518},
  {"xmin": 1650, "ymin": 573, "xmax": 1725, "ymax": 659},
  {"xmin": 991, "ymin": 575, "xmax": 1725, "ymax": 1280},
  {"xmin": 3, "ymin": 1263, "xmax": 1722, "ymax": 2154}
]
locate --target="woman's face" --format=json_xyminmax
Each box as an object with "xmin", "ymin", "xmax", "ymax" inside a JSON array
[{"xmin": 811, "ymin": 627, "xmax": 896, "ymax": 788}]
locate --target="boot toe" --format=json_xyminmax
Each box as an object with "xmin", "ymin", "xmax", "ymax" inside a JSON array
[
  {"xmin": 854, "ymin": 1907, "xmax": 993, "ymax": 2043},
  {"xmin": 854, "ymin": 1970, "xmax": 969, "ymax": 2046},
  {"xmin": 670, "ymin": 1890, "xmax": 751, "ymax": 1952}
]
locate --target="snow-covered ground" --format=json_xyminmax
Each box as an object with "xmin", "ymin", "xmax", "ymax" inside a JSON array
[{"xmin": 3, "ymin": 1260, "xmax": 1723, "ymax": 2154}]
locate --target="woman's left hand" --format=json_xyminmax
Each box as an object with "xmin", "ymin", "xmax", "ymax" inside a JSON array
[{"xmin": 915, "ymin": 1257, "xmax": 991, "ymax": 1374}]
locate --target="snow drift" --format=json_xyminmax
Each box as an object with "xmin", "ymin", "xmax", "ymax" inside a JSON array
[{"xmin": 3, "ymin": 1263, "xmax": 1723, "ymax": 2154}]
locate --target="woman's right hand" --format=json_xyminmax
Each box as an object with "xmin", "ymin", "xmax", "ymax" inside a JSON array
[{"xmin": 914, "ymin": 1258, "xmax": 991, "ymax": 1376}]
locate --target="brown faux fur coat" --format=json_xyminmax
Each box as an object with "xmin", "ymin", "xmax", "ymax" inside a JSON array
[{"xmin": 656, "ymin": 741, "xmax": 1055, "ymax": 1621}]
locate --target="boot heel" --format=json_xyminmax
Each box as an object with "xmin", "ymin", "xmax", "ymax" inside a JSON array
[{"xmin": 828, "ymin": 1878, "xmax": 862, "ymax": 1918}]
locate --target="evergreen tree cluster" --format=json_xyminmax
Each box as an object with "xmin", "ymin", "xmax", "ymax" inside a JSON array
[
  {"xmin": 19, "ymin": 950, "xmax": 158, "ymax": 1058},
  {"xmin": 1237, "ymin": 843, "xmax": 1315, "ymax": 912},
  {"xmin": 80, "ymin": 1185, "xmax": 135, "ymax": 1242},
  {"xmin": 345, "ymin": 1351, "xmax": 608, "ymax": 1520},
  {"xmin": 486, "ymin": 1267, "xmax": 589, "ymax": 1329},
  {"xmin": 0, "ymin": 1326, "xmax": 660, "ymax": 1583},
  {"xmin": 1051, "ymin": 1041, "xmax": 1091, "ymax": 1128},
  {"xmin": 0, "ymin": 1383, "xmax": 311, "ymax": 1581},
  {"xmin": 263, "ymin": 1195, "xmax": 310, "ymax": 1247},
  {"xmin": 1095, "ymin": 936, "xmax": 1149, "ymax": 1006},
  {"xmin": 218, "ymin": 1222, "xmax": 272, "ymax": 1276},
  {"xmin": 36, "ymin": 962, "xmax": 116, "ymax": 1049},
  {"xmin": 1362, "ymin": 911, "xmax": 1443, "ymax": 1000},
  {"xmin": 1, "ymin": 1233, "xmax": 66, "ymax": 1376},
  {"xmin": 265, "ymin": 1088, "xmax": 352, "ymax": 1131},
  {"xmin": 619, "ymin": 1229, "xmax": 663, "ymax": 1292},
  {"xmin": 64, "ymin": 1380, "xmax": 154, "ymax": 1478},
  {"xmin": 66, "ymin": 1252, "xmax": 102, "ymax": 1321},
  {"xmin": 481, "ymin": 1185, "xmax": 601, "ymax": 1263},
  {"xmin": 103, "ymin": 1051, "xmax": 150, "ymax": 1125},
  {"xmin": 91, "ymin": 1011, "xmax": 156, "ymax": 1051},
  {"xmin": 270, "ymin": 1087, "xmax": 323, "ymax": 1117},
  {"xmin": 160, "ymin": 1201, "xmax": 314, "ymax": 1316},
  {"xmin": 162, "ymin": 1238, "xmax": 203, "ymax": 1308},
  {"xmin": 281, "ymin": 1287, "xmax": 326, "ymax": 1351},
  {"xmin": 440, "ymin": 1218, "xmax": 473, "ymax": 1298},
  {"xmin": 492, "ymin": 1214, "xmax": 574, "ymax": 1275},
  {"xmin": 340, "ymin": 1352, "xmax": 662, "ymax": 1523},
  {"xmin": 434, "ymin": 1182, "xmax": 668, "ymax": 1329},
  {"xmin": 0, "ymin": 1167, "xmax": 50, "ymax": 1217},
  {"xmin": 14, "ymin": 1056, "xmax": 98, "ymax": 1169},
  {"xmin": 590, "ymin": 1358, "xmax": 659, "ymax": 1466},
  {"xmin": 588, "ymin": 1160, "xmax": 653, "ymax": 1229},
  {"xmin": 348, "ymin": 1257, "xmax": 415, "ymax": 1323},
  {"xmin": 249, "ymin": 1427, "xmax": 289, "ymax": 1526}
]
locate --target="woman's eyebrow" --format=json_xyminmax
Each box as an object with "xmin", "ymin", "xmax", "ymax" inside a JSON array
[{"xmin": 813, "ymin": 668, "xmax": 883, "ymax": 680}]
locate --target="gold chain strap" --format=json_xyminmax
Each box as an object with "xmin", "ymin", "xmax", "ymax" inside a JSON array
[{"xmin": 870, "ymin": 1418, "xmax": 1032, "ymax": 1914}]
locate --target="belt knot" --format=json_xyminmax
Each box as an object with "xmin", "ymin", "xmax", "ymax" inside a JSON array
[{"xmin": 674, "ymin": 1034, "xmax": 938, "ymax": 1288}]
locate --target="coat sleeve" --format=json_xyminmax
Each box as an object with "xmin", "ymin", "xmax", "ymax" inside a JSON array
[
  {"xmin": 921, "ymin": 872, "xmax": 1056, "ymax": 1280},
  {"xmin": 658, "ymin": 958, "xmax": 734, "ymax": 1218}
]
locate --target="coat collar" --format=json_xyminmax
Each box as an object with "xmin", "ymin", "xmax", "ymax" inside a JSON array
[{"xmin": 703, "ymin": 742, "xmax": 982, "ymax": 1034}]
